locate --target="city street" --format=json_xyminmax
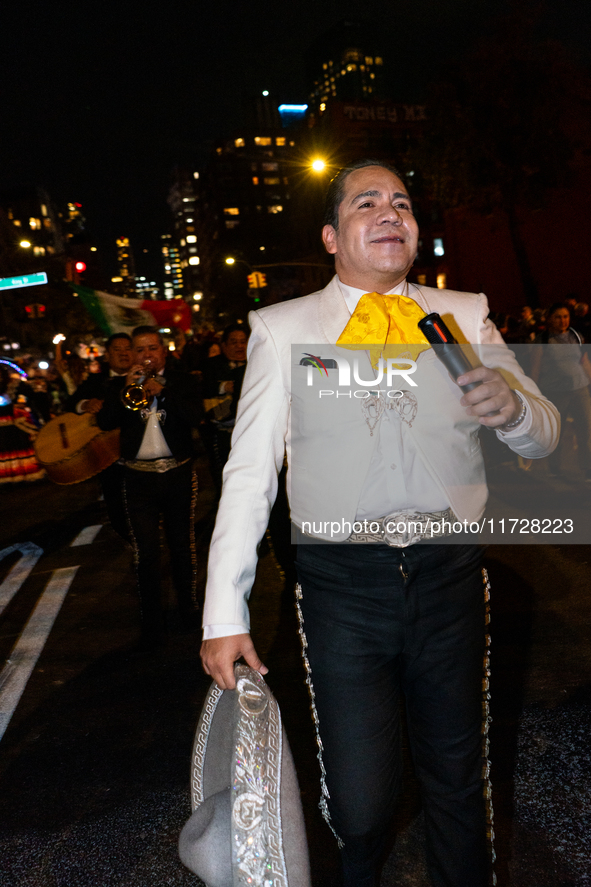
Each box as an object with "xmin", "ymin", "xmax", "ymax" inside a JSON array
[{"xmin": 1, "ymin": 459, "xmax": 590, "ymax": 886}]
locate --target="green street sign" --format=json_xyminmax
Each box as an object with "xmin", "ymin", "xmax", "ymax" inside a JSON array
[{"xmin": 0, "ymin": 272, "xmax": 48, "ymax": 291}]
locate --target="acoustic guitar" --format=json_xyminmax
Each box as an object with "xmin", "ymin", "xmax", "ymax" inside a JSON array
[{"xmin": 34, "ymin": 412, "xmax": 120, "ymax": 484}]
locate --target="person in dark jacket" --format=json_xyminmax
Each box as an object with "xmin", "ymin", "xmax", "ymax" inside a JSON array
[
  {"xmin": 201, "ymin": 323, "xmax": 248, "ymax": 491},
  {"xmin": 66, "ymin": 333, "xmax": 132, "ymax": 540},
  {"xmin": 98, "ymin": 326, "xmax": 203, "ymax": 648}
]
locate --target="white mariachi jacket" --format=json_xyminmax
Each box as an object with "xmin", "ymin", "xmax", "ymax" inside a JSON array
[{"xmin": 203, "ymin": 276, "xmax": 560, "ymax": 631}]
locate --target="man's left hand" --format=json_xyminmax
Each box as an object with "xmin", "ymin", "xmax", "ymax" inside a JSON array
[
  {"xmin": 457, "ymin": 366, "xmax": 523, "ymax": 429},
  {"xmin": 143, "ymin": 378, "xmax": 164, "ymax": 397}
]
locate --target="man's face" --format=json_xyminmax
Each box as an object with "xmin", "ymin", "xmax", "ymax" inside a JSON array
[
  {"xmin": 222, "ymin": 331, "xmax": 248, "ymax": 362},
  {"xmin": 132, "ymin": 333, "xmax": 167, "ymax": 373},
  {"xmin": 106, "ymin": 338, "xmax": 132, "ymax": 373},
  {"xmin": 322, "ymin": 166, "xmax": 419, "ymax": 292}
]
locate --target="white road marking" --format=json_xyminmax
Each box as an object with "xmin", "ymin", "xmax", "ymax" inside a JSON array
[
  {"xmin": 0, "ymin": 542, "xmax": 44, "ymax": 617},
  {"xmin": 70, "ymin": 524, "xmax": 103, "ymax": 547},
  {"xmin": 0, "ymin": 565, "xmax": 79, "ymax": 742}
]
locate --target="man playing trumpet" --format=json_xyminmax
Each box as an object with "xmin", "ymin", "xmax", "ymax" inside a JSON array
[{"xmin": 98, "ymin": 326, "xmax": 203, "ymax": 649}]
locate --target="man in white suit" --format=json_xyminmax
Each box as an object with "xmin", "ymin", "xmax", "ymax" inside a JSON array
[{"xmin": 200, "ymin": 160, "xmax": 559, "ymax": 886}]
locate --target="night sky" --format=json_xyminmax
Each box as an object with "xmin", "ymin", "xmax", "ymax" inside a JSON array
[{"xmin": 1, "ymin": 0, "xmax": 589, "ymax": 285}]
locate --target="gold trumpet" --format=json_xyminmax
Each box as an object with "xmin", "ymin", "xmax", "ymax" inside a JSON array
[{"xmin": 121, "ymin": 362, "xmax": 157, "ymax": 411}]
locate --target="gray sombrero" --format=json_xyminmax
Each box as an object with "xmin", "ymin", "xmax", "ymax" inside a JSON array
[{"xmin": 179, "ymin": 664, "xmax": 311, "ymax": 887}]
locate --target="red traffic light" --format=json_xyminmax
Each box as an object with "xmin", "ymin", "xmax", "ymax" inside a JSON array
[{"xmin": 75, "ymin": 261, "xmax": 87, "ymax": 273}]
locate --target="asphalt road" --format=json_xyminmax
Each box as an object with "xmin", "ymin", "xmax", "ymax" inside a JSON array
[{"xmin": 1, "ymin": 459, "xmax": 590, "ymax": 886}]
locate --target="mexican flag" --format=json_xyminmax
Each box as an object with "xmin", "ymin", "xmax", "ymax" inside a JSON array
[{"xmin": 71, "ymin": 285, "xmax": 191, "ymax": 334}]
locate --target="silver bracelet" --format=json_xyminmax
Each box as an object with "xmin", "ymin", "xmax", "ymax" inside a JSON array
[{"xmin": 502, "ymin": 391, "xmax": 527, "ymax": 429}]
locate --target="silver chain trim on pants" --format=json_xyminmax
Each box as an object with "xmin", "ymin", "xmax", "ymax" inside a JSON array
[
  {"xmin": 294, "ymin": 583, "xmax": 344, "ymax": 849},
  {"xmin": 482, "ymin": 567, "xmax": 497, "ymax": 885}
]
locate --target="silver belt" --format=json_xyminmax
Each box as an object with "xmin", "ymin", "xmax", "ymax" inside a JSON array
[
  {"xmin": 123, "ymin": 456, "xmax": 190, "ymax": 474},
  {"xmin": 348, "ymin": 508, "xmax": 457, "ymax": 548}
]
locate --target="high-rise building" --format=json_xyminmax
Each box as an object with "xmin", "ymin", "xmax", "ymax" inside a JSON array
[
  {"xmin": 116, "ymin": 236, "xmax": 136, "ymax": 296},
  {"xmin": 161, "ymin": 234, "xmax": 184, "ymax": 300},
  {"xmin": 306, "ymin": 20, "xmax": 387, "ymax": 115},
  {"xmin": 167, "ymin": 168, "xmax": 202, "ymax": 300},
  {"xmin": 0, "ymin": 186, "xmax": 64, "ymax": 258},
  {"xmin": 135, "ymin": 277, "xmax": 160, "ymax": 300}
]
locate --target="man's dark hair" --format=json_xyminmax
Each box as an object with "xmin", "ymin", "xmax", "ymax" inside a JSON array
[
  {"xmin": 106, "ymin": 332, "xmax": 131, "ymax": 349},
  {"xmin": 132, "ymin": 325, "xmax": 164, "ymax": 344},
  {"xmin": 323, "ymin": 159, "xmax": 407, "ymax": 230},
  {"xmin": 221, "ymin": 322, "xmax": 248, "ymax": 344}
]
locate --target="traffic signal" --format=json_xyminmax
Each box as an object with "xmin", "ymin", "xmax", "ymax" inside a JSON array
[
  {"xmin": 25, "ymin": 303, "xmax": 46, "ymax": 319},
  {"xmin": 65, "ymin": 258, "xmax": 87, "ymax": 284},
  {"xmin": 247, "ymin": 273, "xmax": 256, "ymax": 288}
]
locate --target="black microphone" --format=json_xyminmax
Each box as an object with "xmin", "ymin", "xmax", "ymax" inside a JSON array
[{"xmin": 417, "ymin": 313, "xmax": 482, "ymax": 393}]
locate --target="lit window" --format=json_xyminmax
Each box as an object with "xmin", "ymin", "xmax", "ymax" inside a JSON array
[
  {"xmin": 224, "ymin": 207, "xmax": 240, "ymax": 215},
  {"xmin": 254, "ymin": 137, "xmax": 272, "ymax": 146},
  {"xmin": 267, "ymin": 205, "xmax": 283, "ymax": 214},
  {"xmin": 323, "ymin": 63, "xmax": 328, "ymax": 70},
  {"xmin": 365, "ymin": 56, "xmax": 373, "ymax": 65},
  {"xmin": 416, "ymin": 274, "xmax": 427, "ymax": 285},
  {"xmin": 276, "ymin": 137, "xmax": 286, "ymax": 146},
  {"xmin": 262, "ymin": 162, "xmax": 278, "ymax": 171},
  {"xmin": 370, "ymin": 72, "xmax": 375, "ymax": 80},
  {"xmin": 437, "ymin": 273, "xmax": 447, "ymax": 290},
  {"xmin": 289, "ymin": 141, "xmax": 295, "ymax": 147},
  {"xmin": 34, "ymin": 246, "xmax": 46, "ymax": 256},
  {"xmin": 375, "ymin": 57, "xmax": 383, "ymax": 65},
  {"xmin": 225, "ymin": 220, "xmax": 240, "ymax": 229},
  {"xmin": 433, "ymin": 238, "xmax": 445, "ymax": 257},
  {"xmin": 164, "ymin": 264, "xmax": 171, "ymax": 271},
  {"xmin": 13, "ymin": 219, "xmax": 21, "ymax": 227},
  {"xmin": 180, "ymin": 238, "xmax": 186, "ymax": 247},
  {"xmin": 41, "ymin": 204, "xmax": 48, "ymax": 216},
  {"xmin": 252, "ymin": 176, "xmax": 259, "ymax": 185},
  {"xmin": 341, "ymin": 69, "xmax": 346, "ymax": 75},
  {"xmin": 320, "ymin": 103, "xmax": 326, "ymax": 112},
  {"xmin": 186, "ymin": 234, "xmax": 197, "ymax": 243},
  {"xmin": 193, "ymin": 171, "xmax": 199, "ymax": 179},
  {"xmin": 346, "ymin": 64, "xmax": 357, "ymax": 72},
  {"xmin": 183, "ymin": 197, "xmax": 193, "ymax": 203},
  {"xmin": 186, "ymin": 218, "xmax": 193, "ymax": 223},
  {"xmin": 189, "ymin": 247, "xmax": 197, "ymax": 254},
  {"xmin": 234, "ymin": 138, "xmax": 245, "ymax": 148},
  {"xmin": 264, "ymin": 177, "xmax": 280, "ymax": 185},
  {"xmin": 216, "ymin": 147, "xmax": 223, "ymax": 154},
  {"xmin": 29, "ymin": 218, "xmax": 41, "ymax": 229}
]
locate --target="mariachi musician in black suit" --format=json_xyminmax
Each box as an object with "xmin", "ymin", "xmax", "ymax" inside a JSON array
[{"xmin": 98, "ymin": 326, "xmax": 203, "ymax": 648}]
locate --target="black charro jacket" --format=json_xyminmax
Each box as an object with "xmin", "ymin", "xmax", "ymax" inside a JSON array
[{"xmin": 97, "ymin": 364, "xmax": 203, "ymax": 462}]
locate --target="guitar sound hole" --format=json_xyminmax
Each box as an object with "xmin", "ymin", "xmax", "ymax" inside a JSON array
[{"xmin": 58, "ymin": 422, "xmax": 69, "ymax": 449}]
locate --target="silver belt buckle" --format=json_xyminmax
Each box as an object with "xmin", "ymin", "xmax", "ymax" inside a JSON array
[{"xmin": 382, "ymin": 512, "xmax": 422, "ymax": 548}]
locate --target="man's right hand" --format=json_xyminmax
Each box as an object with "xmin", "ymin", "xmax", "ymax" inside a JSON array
[
  {"xmin": 200, "ymin": 634, "xmax": 268, "ymax": 690},
  {"xmin": 82, "ymin": 398, "xmax": 103, "ymax": 414}
]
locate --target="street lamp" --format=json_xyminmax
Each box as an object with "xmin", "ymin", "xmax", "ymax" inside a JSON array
[
  {"xmin": 19, "ymin": 240, "xmax": 32, "ymax": 248},
  {"xmin": 311, "ymin": 159, "xmax": 326, "ymax": 173},
  {"xmin": 225, "ymin": 257, "xmax": 236, "ymax": 265}
]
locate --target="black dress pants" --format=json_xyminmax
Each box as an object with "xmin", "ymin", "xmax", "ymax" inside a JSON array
[
  {"xmin": 123, "ymin": 461, "xmax": 198, "ymax": 635},
  {"xmin": 295, "ymin": 541, "xmax": 489, "ymax": 887}
]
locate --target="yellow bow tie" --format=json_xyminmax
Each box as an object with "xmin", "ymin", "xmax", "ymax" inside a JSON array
[{"xmin": 336, "ymin": 291, "xmax": 431, "ymax": 369}]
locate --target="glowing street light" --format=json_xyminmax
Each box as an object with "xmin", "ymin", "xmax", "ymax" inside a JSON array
[
  {"xmin": 225, "ymin": 257, "xmax": 236, "ymax": 265},
  {"xmin": 311, "ymin": 159, "xmax": 326, "ymax": 173},
  {"xmin": 19, "ymin": 240, "xmax": 32, "ymax": 248}
]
